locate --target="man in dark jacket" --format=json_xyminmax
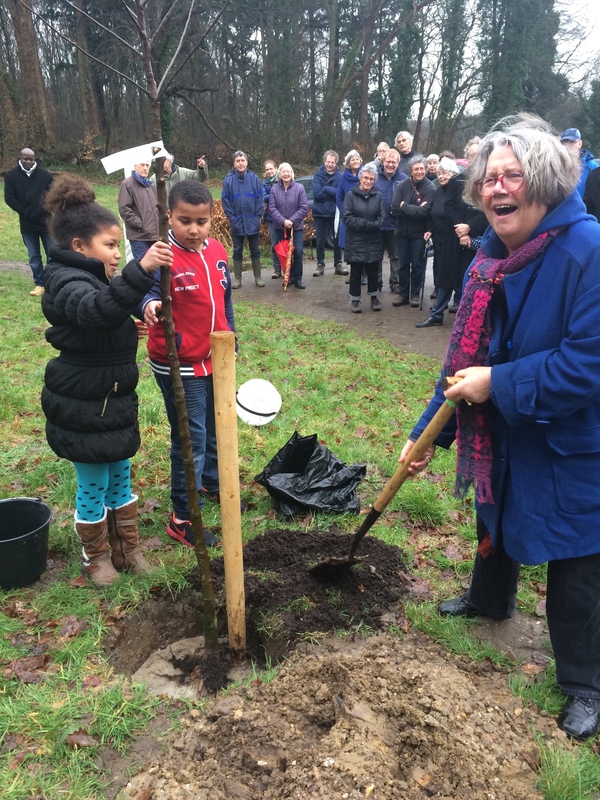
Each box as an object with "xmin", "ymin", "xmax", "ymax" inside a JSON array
[
  {"xmin": 395, "ymin": 131, "xmax": 418, "ymax": 176},
  {"xmin": 118, "ymin": 160, "xmax": 159, "ymax": 261},
  {"xmin": 311, "ymin": 150, "xmax": 348, "ymax": 276},
  {"xmin": 375, "ymin": 149, "xmax": 407, "ymax": 293},
  {"xmin": 4, "ymin": 147, "xmax": 54, "ymax": 296}
]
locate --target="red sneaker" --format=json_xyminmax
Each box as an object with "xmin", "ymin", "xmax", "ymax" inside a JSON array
[{"xmin": 166, "ymin": 513, "xmax": 219, "ymax": 548}]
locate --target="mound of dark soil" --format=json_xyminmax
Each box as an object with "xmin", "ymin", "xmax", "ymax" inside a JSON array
[{"xmin": 198, "ymin": 526, "xmax": 408, "ymax": 661}]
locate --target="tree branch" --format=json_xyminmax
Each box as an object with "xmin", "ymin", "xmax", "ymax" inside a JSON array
[
  {"xmin": 157, "ymin": 0, "xmax": 196, "ymax": 96},
  {"xmin": 150, "ymin": 0, "xmax": 183, "ymax": 45},
  {"xmin": 160, "ymin": 0, "xmax": 230, "ymax": 93},
  {"xmin": 174, "ymin": 90, "xmax": 238, "ymax": 153},
  {"xmin": 53, "ymin": 0, "xmax": 141, "ymax": 57},
  {"xmin": 15, "ymin": 0, "xmax": 148, "ymax": 94}
]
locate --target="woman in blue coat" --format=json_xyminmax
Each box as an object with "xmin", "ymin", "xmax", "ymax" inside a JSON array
[
  {"xmin": 400, "ymin": 114, "xmax": 600, "ymax": 740},
  {"xmin": 221, "ymin": 150, "xmax": 265, "ymax": 288},
  {"xmin": 335, "ymin": 150, "xmax": 362, "ymax": 250}
]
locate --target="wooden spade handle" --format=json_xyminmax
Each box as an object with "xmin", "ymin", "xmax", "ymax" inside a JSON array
[
  {"xmin": 372, "ymin": 395, "xmax": 457, "ymax": 513},
  {"xmin": 347, "ymin": 376, "xmax": 462, "ymax": 559}
]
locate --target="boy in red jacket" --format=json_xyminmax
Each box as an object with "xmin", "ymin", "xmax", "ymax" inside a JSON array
[{"xmin": 143, "ymin": 181, "xmax": 235, "ymax": 547}]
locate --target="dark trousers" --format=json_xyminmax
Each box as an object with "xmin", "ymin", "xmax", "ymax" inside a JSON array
[
  {"xmin": 379, "ymin": 230, "xmax": 399, "ymax": 290},
  {"xmin": 314, "ymin": 217, "xmax": 342, "ymax": 265},
  {"xmin": 396, "ymin": 236, "xmax": 426, "ymax": 300},
  {"xmin": 22, "ymin": 231, "xmax": 53, "ymax": 286},
  {"xmin": 267, "ymin": 222, "xmax": 280, "ymax": 271},
  {"xmin": 232, "ymin": 232, "xmax": 261, "ymax": 261},
  {"xmin": 349, "ymin": 261, "xmax": 379, "ymax": 300},
  {"xmin": 274, "ymin": 228, "xmax": 304, "ymax": 283},
  {"xmin": 466, "ymin": 515, "xmax": 600, "ymax": 698}
]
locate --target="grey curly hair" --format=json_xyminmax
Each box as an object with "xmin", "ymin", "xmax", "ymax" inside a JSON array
[{"xmin": 464, "ymin": 114, "xmax": 580, "ymax": 209}]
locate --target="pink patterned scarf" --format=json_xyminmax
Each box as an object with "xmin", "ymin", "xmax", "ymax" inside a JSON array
[{"xmin": 443, "ymin": 228, "xmax": 562, "ymax": 502}]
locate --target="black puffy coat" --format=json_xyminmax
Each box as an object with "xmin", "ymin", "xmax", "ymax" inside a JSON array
[
  {"xmin": 438, "ymin": 171, "xmax": 488, "ymax": 290},
  {"xmin": 342, "ymin": 185, "xmax": 385, "ymax": 264},
  {"xmin": 41, "ymin": 248, "xmax": 155, "ymax": 464}
]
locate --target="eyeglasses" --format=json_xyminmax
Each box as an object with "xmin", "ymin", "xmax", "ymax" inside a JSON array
[{"xmin": 475, "ymin": 171, "xmax": 524, "ymax": 196}]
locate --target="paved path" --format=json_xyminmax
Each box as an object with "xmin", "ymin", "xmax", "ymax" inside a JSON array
[
  {"xmin": 235, "ymin": 252, "xmax": 449, "ymax": 362},
  {"xmin": 3, "ymin": 254, "xmax": 451, "ymax": 362}
]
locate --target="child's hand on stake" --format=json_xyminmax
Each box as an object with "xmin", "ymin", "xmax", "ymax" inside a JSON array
[
  {"xmin": 140, "ymin": 241, "xmax": 173, "ymax": 273},
  {"xmin": 144, "ymin": 300, "xmax": 162, "ymax": 327}
]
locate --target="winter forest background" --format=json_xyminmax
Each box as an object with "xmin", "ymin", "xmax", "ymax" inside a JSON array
[{"xmin": 2, "ymin": 0, "xmax": 600, "ymax": 169}]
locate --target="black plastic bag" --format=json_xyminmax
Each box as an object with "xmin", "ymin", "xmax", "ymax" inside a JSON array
[{"xmin": 255, "ymin": 431, "xmax": 367, "ymax": 518}]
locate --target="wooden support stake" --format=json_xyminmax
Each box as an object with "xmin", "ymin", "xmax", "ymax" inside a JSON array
[{"xmin": 210, "ymin": 331, "xmax": 246, "ymax": 656}]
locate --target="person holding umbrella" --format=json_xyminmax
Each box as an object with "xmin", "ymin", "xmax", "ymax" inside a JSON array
[{"xmin": 269, "ymin": 163, "xmax": 308, "ymax": 289}]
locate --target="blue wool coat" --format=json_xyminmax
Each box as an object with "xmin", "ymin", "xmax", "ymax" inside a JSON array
[
  {"xmin": 410, "ymin": 191, "xmax": 600, "ymax": 565},
  {"xmin": 336, "ymin": 169, "xmax": 360, "ymax": 248},
  {"xmin": 312, "ymin": 164, "xmax": 341, "ymax": 218},
  {"xmin": 221, "ymin": 168, "xmax": 264, "ymax": 236}
]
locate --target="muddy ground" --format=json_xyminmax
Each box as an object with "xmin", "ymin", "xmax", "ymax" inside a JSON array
[{"xmin": 104, "ymin": 528, "xmax": 563, "ymax": 800}]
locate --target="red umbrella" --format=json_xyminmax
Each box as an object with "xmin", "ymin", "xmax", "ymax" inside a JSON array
[{"xmin": 274, "ymin": 228, "xmax": 294, "ymax": 291}]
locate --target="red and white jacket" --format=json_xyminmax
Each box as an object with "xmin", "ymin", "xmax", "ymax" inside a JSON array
[{"xmin": 144, "ymin": 233, "xmax": 235, "ymax": 377}]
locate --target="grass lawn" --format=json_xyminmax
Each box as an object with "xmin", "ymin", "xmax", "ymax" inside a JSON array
[{"xmin": 0, "ymin": 185, "xmax": 598, "ymax": 798}]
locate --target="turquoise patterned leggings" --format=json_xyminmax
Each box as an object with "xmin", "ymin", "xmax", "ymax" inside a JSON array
[{"xmin": 72, "ymin": 460, "xmax": 132, "ymax": 522}]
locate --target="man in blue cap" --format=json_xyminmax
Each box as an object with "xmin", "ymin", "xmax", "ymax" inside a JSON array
[{"xmin": 560, "ymin": 128, "xmax": 598, "ymax": 197}]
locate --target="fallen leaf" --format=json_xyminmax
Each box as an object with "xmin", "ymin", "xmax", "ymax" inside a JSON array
[
  {"xmin": 59, "ymin": 616, "xmax": 86, "ymax": 640},
  {"xmin": 355, "ymin": 426, "xmax": 365, "ymax": 439},
  {"xmin": 70, "ymin": 575, "xmax": 87, "ymax": 588},
  {"xmin": 534, "ymin": 599, "xmax": 546, "ymax": 617},
  {"xmin": 357, "ymin": 584, "xmax": 365, "ymax": 593},
  {"xmin": 397, "ymin": 571, "xmax": 433, "ymax": 600},
  {"xmin": 521, "ymin": 663, "xmax": 545, "ymax": 676},
  {"xmin": 141, "ymin": 536, "xmax": 162, "ymax": 549},
  {"xmin": 443, "ymin": 544, "xmax": 465, "ymax": 562},
  {"xmin": 82, "ymin": 675, "xmax": 103, "ymax": 690},
  {"xmin": 66, "ymin": 729, "xmax": 98, "ymax": 748},
  {"xmin": 139, "ymin": 497, "xmax": 160, "ymax": 515}
]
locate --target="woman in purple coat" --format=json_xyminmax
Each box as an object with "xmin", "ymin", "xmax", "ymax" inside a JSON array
[{"xmin": 269, "ymin": 163, "xmax": 309, "ymax": 289}]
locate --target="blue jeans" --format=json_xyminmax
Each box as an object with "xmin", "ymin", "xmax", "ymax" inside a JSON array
[
  {"xmin": 314, "ymin": 217, "xmax": 342, "ymax": 265},
  {"xmin": 154, "ymin": 372, "xmax": 219, "ymax": 520},
  {"xmin": 274, "ymin": 228, "xmax": 304, "ymax": 283},
  {"xmin": 22, "ymin": 231, "xmax": 53, "ymax": 286},
  {"xmin": 129, "ymin": 240, "xmax": 153, "ymax": 261},
  {"xmin": 232, "ymin": 232, "xmax": 261, "ymax": 261},
  {"xmin": 396, "ymin": 236, "xmax": 426, "ymax": 299}
]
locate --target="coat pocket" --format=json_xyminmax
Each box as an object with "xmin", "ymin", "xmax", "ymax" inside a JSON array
[{"xmin": 547, "ymin": 424, "xmax": 600, "ymax": 514}]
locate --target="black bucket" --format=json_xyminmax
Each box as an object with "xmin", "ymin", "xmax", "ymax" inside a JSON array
[{"xmin": 0, "ymin": 497, "xmax": 52, "ymax": 590}]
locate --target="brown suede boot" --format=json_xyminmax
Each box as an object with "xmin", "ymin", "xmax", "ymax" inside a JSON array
[
  {"xmin": 106, "ymin": 496, "xmax": 151, "ymax": 574},
  {"xmin": 75, "ymin": 512, "xmax": 119, "ymax": 586}
]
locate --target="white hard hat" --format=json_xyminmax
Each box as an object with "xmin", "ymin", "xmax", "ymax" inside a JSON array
[{"xmin": 236, "ymin": 379, "xmax": 282, "ymax": 426}]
